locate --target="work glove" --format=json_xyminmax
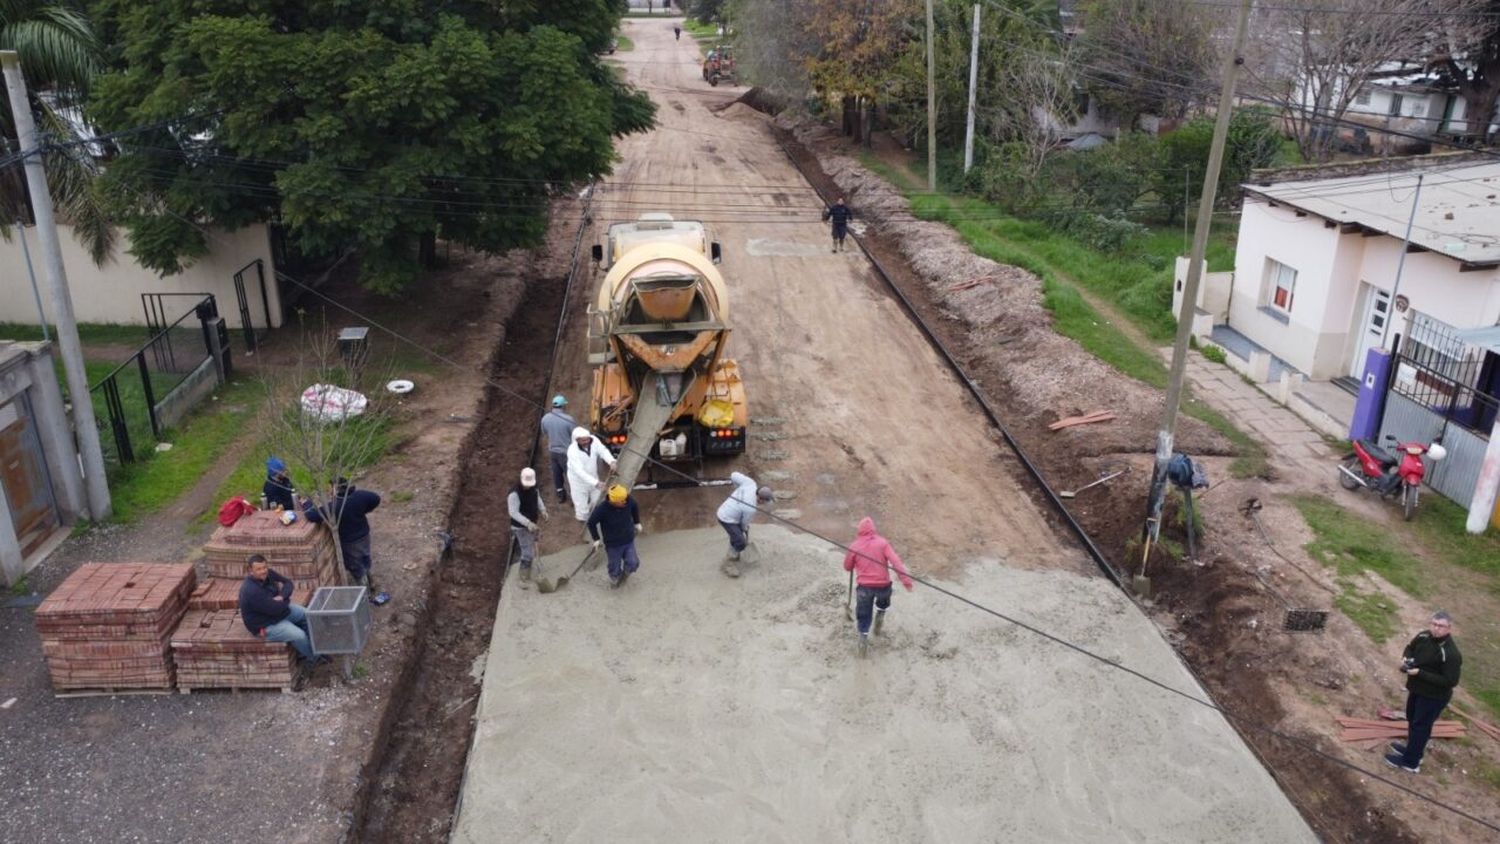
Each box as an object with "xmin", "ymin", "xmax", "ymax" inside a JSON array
[
  {"xmin": 591, "ymin": 539, "xmax": 602, "ymax": 550},
  {"xmin": 635, "ymin": 523, "xmax": 644, "ymax": 535}
]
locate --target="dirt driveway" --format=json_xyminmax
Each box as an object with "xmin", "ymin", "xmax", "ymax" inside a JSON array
[{"xmin": 456, "ymin": 17, "xmax": 1312, "ymax": 841}]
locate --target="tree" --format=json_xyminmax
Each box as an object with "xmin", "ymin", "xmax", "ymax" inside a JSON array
[
  {"xmin": 726, "ymin": 0, "xmax": 818, "ymax": 97},
  {"xmin": 1077, "ymin": 0, "xmax": 1217, "ymax": 129},
  {"xmin": 1154, "ymin": 108, "xmax": 1283, "ymax": 222},
  {"xmin": 89, "ymin": 1, "xmax": 655, "ymax": 292},
  {"xmin": 1427, "ymin": 0, "xmax": 1500, "ymax": 141},
  {"xmin": 801, "ymin": 0, "xmax": 921, "ymax": 144},
  {"xmin": 684, "ymin": 0, "xmax": 728, "ymax": 25},
  {"xmin": 1, "ymin": 0, "xmax": 113, "ymax": 263},
  {"xmin": 1250, "ymin": 0, "xmax": 1488, "ymax": 162}
]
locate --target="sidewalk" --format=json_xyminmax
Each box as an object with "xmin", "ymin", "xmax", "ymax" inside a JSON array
[{"xmin": 1180, "ymin": 354, "xmax": 1335, "ymax": 470}]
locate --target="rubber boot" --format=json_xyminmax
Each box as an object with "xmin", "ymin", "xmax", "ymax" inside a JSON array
[
  {"xmin": 519, "ymin": 565, "xmax": 532, "ymax": 588},
  {"xmin": 721, "ymin": 553, "xmax": 741, "ymax": 578},
  {"xmin": 872, "ymin": 609, "xmax": 885, "ymax": 636},
  {"xmin": 857, "ymin": 633, "xmax": 869, "ymax": 658}
]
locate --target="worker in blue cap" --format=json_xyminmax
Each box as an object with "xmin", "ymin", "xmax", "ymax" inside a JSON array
[
  {"xmin": 539, "ymin": 394, "xmax": 579, "ymax": 505},
  {"xmin": 263, "ymin": 457, "xmax": 295, "ymax": 511}
]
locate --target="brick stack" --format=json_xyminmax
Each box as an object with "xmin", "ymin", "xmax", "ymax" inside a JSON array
[
  {"xmin": 170, "ymin": 609, "xmax": 298, "ymax": 692},
  {"xmin": 186, "ymin": 578, "xmax": 314, "ymax": 611},
  {"xmin": 36, "ymin": 563, "xmax": 196, "ymax": 693},
  {"xmin": 199, "ymin": 510, "xmax": 343, "ymax": 598}
]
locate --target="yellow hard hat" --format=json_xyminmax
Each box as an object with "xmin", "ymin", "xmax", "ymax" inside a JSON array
[{"xmin": 607, "ymin": 484, "xmax": 629, "ymax": 504}]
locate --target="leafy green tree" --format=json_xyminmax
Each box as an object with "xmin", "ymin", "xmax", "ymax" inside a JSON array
[
  {"xmin": 1, "ymin": 0, "xmax": 113, "ymax": 263},
  {"xmin": 89, "ymin": 1, "xmax": 655, "ymax": 292},
  {"xmin": 1154, "ymin": 108, "xmax": 1282, "ymax": 222}
]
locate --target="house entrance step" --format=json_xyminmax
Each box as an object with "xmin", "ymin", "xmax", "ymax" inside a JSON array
[{"xmin": 1331, "ymin": 376, "xmax": 1360, "ymax": 396}]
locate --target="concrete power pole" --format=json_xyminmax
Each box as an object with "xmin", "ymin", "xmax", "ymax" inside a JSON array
[
  {"xmin": 1, "ymin": 52, "xmax": 113, "ymax": 520},
  {"xmin": 964, "ymin": 4, "xmax": 981, "ymax": 174},
  {"xmin": 926, "ymin": 0, "xmax": 937, "ymax": 191},
  {"xmin": 1143, "ymin": 0, "xmax": 1252, "ymax": 552}
]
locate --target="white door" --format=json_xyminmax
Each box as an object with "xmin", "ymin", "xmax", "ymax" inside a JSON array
[{"xmin": 1350, "ymin": 285, "xmax": 1392, "ymax": 378}]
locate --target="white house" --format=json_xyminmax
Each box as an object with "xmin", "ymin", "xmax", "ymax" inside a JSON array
[
  {"xmin": 1220, "ymin": 159, "xmax": 1500, "ymax": 386},
  {"xmin": 1294, "ymin": 62, "xmax": 1500, "ymax": 153}
]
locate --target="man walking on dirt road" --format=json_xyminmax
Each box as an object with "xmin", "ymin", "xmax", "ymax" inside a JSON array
[
  {"xmin": 540, "ymin": 395, "xmax": 578, "ymax": 504},
  {"xmin": 822, "ymin": 196, "xmax": 853, "ymax": 253},
  {"xmin": 1387, "ymin": 611, "xmax": 1462, "ymax": 773},
  {"xmin": 716, "ymin": 471, "xmax": 773, "ymax": 578},
  {"xmin": 509, "ymin": 467, "xmax": 548, "ymax": 587},
  {"xmin": 843, "ymin": 517, "xmax": 914, "ymax": 657},
  {"xmin": 567, "ymin": 427, "xmax": 617, "ymax": 522},
  {"xmin": 587, "ymin": 484, "xmax": 643, "ymax": 589}
]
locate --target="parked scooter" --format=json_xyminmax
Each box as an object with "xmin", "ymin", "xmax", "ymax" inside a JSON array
[{"xmin": 1338, "ymin": 434, "xmax": 1446, "ymax": 520}]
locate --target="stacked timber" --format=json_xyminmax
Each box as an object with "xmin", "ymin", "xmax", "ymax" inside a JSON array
[
  {"xmin": 200, "ymin": 510, "xmax": 342, "ymax": 597},
  {"xmin": 36, "ymin": 563, "xmax": 195, "ymax": 694},
  {"xmin": 170, "ymin": 609, "xmax": 297, "ymax": 692}
]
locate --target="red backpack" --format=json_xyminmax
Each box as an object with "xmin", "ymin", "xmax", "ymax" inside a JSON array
[{"xmin": 217, "ymin": 495, "xmax": 256, "ymax": 527}]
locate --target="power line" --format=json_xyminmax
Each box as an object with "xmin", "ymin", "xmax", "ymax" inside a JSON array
[{"xmin": 95, "ymin": 154, "xmax": 1500, "ymax": 838}]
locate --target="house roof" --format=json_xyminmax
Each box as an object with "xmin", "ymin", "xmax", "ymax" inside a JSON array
[{"xmin": 1244, "ymin": 162, "xmax": 1500, "ymax": 268}]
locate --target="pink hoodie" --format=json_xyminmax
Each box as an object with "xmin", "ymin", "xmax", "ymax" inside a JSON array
[{"xmin": 842, "ymin": 517, "xmax": 913, "ymax": 590}]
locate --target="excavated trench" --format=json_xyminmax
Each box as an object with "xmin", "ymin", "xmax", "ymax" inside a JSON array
[{"xmin": 352, "ymin": 272, "xmax": 567, "ymax": 842}]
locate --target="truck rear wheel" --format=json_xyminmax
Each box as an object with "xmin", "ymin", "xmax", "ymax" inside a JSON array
[{"xmin": 709, "ymin": 74, "xmax": 720, "ymax": 87}]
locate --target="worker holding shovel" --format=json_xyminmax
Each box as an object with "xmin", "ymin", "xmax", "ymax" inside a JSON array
[
  {"xmin": 821, "ymin": 196, "xmax": 853, "ymax": 253},
  {"xmin": 508, "ymin": 468, "xmax": 548, "ymax": 587},
  {"xmin": 842, "ymin": 517, "xmax": 914, "ymax": 657},
  {"xmin": 716, "ymin": 472, "xmax": 774, "ymax": 578}
]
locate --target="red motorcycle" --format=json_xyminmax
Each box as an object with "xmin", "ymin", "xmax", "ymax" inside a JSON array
[{"xmin": 1338, "ymin": 435, "xmax": 1446, "ymax": 520}]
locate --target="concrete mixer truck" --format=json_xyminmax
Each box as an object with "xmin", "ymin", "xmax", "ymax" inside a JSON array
[{"xmin": 587, "ymin": 213, "xmax": 747, "ymax": 489}]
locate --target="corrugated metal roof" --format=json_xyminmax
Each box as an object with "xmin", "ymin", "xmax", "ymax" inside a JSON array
[{"xmin": 1245, "ymin": 162, "xmax": 1500, "ymax": 265}]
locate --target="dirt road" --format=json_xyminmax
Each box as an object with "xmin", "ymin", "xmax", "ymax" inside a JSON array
[
  {"xmin": 541, "ymin": 21, "xmax": 1071, "ymax": 576},
  {"xmin": 457, "ymin": 18, "xmax": 1314, "ymax": 842}
]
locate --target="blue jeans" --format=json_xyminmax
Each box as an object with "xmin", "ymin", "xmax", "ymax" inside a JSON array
[
  {"xmin": 606, "ymin": 542, "xmax": 640, "ymax": 579},
  {"xmin": 549, "ymin": 451, "xmax": 568, "ymax": 497},
  {"xmin": 1402, "ymin": 692, "xmax": 1448, "ymax": 767},
  {"xmin": 263, "ymin": 602, "xmax": 314, "ymax": 660},
  {"xmin": 854, "ymin": 584, "xmax": 892, "ymax": 635},
  {"xmin": 719, "ymin": 520, "xmax": 747, "ymax": 553}
]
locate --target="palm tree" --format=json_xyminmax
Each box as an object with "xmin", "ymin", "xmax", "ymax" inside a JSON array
[{"xmin": 1, "ymin": 0, "xmax": 112, "ymax": 264}]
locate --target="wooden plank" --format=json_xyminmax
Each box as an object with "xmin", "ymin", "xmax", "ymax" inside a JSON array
[{"xmin": 54, "ymin": 688, "xmax": 175, "ymax": 699}]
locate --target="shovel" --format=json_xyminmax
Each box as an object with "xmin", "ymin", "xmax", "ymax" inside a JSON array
[
  {"xmin": 536, "ymin": 545, "xmax": 600, "ymax": 594},
  {"xmin": 1060, "ymin": 469, "xmax": 1125, "ymax": 499}
]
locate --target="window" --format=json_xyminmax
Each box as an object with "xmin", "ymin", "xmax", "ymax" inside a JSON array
[
  {"xmin": 1265, "ymin": 258, "xmax": 1297, "ymax": 313},
  {"xmin": 1389, "ymin": 93, "xmax": 1404, "ymax": 117},
  {"xmin": 1354, "ymin": 87, "xmax": 1371, "ymax": 106}
]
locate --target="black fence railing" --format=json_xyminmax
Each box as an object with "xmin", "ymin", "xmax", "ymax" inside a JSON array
[
  {"xmin": 1393, "ymin": 351, "xmax": 1500, "ymax": 437},
  {"xmin": 95, "ymin": 295, "xmax": 229, "ymax": 467},
  {"xmin": 233, "ymin": 258, "xmax": 272, "ymax": 353}
]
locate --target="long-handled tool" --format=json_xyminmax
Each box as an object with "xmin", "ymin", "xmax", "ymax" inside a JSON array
[
  {"xmin": 537, "ymin": 545, "xmax": 599, "ymax": 594},
  {"xmin": 1059, "ymin": 469, "xmax": 1125, "ymax": 499},
  {"xmin": 844, "ymin": 570, "xmax": 854, "ymax": 621}
]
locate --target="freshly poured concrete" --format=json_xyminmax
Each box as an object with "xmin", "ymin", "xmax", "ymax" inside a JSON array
[{"xmin": 453, "ymin": 527, "xmax": 1314, "ymax": 842}]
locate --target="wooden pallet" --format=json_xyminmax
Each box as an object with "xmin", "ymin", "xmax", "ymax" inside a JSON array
[{"xmin": 53, "ymin": 687, "xmax": 175, "ymax": 699}]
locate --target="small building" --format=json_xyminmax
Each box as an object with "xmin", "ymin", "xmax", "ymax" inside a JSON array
[{"xmin": 0, "ymin": 341, "xmax": 85, "ymax": 585}]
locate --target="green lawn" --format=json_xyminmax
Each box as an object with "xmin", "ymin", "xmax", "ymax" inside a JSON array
[
  {"xmin": 867, "ymin": 155, "xmax": 1267, "ymax": 477},
  {"xmin": 0, "ymin": 322, "xmax": 150, "ymax": 346},
  {"xmin": 1294, "ymin": 494, "xmax": 1424, "ymax": 643},
  {"xmin": 614, "ymin": 34, "xmax": 635, "ymax": 52},
  {"xmin": 105, "ymin": 378, "xmax": 260, "ymax": 522}
]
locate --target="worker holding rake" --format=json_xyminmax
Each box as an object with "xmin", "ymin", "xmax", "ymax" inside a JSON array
[
  {"xmin": 715, "ymin": 471, "xmax": 773, "ymax": 578},
  {"xmin": 842, "ymin": 517, "xmax": 914, "ymax": 657}
]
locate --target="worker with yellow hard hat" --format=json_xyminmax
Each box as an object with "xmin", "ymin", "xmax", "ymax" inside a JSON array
[{"xmin": 586, "ymin": 482, "xmax": 644, "ymax": 589}]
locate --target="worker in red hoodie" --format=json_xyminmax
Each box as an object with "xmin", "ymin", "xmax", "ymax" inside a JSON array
[{"xmin": 842, "ymin": 517, "xmax": 914, "ymax": 657}]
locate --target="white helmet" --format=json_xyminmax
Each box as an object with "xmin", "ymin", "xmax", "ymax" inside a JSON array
[{"xmin": 1427, "ymin": 442, "xmax": 1447, "ymax": 461}]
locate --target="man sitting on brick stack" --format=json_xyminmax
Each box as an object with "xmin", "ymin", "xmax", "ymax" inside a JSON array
[{"xmin": 239, "ymin": 554, "xmax": 322, "ymax": 683}]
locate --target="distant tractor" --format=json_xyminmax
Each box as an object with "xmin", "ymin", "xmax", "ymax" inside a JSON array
[{"xmin": 702, "ymin": 46, "xmax": 736, "ymax": 87}]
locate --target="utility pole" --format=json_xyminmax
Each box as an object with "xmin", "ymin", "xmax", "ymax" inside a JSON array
[
  {"xmin": 926, "ymin": 0, "xmax": 937, "ymax": 191},
  {"xmin": 964, "ymin": 4, "xmax": 981, "ymax": 174},
  {"xmin": 1381, "ymin": 173, "xmax": 1424, "ymax": 349},
  {"xmin": 1, "ymin": 52, "xmax": 112, "ymax": 520},
  {"xmin": 1143, "ymin": 0, "xmax": 1252, "ymax": 554}
]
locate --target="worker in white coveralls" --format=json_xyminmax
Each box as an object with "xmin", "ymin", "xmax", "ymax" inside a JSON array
[{"xmin": 566, "ymin": 426, "xmax": 617, "ymax": 522}]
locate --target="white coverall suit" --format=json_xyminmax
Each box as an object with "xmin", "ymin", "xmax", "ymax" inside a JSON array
[{"xmin": 566, "ymin": 426, "xmax": 617, "ymax": 521}]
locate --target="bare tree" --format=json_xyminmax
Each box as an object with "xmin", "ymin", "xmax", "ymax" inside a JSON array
[
  {"xmin": 1426, "ymin": 0, "xmax": 1500, "ymax": 141},
  {"xmin": 1078, "ymin": 0, "xmax": 1219, "ymax": 129},
  {"xmin": 995, "ymin": 42, "xmax": 1083, "ymax": 185},
  {"xmin": 255, "ymin": 319, "xmax": 395, "ymax": 581},
  {"xmin": 1249, "ymin": 0, "xmax": 1489, "ymax": 162}
]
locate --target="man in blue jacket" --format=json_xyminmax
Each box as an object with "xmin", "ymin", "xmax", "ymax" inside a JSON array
[
  {"xmin": 586, "ymin": 484, "xmax": 643, "ymax": 589},
  {"xmin": 304, "ymin": 477, "xmax": 382, "ymax": 591},
  {"xmin": 239, "ymin": 554, "xmax": 316, "ymax": 664},
  {"xmin": 263, "ymin": 456, "xmax": 295, "ymax": 511}
]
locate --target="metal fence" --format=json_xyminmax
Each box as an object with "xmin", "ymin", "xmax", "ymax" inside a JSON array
[
  {"xmin": 93, "ymin": 295, "xmax": 228, "ymax": 466},
  {"xmin": 1380, "ymin": 350, "xmax": 1497, "ymax": 509}
]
